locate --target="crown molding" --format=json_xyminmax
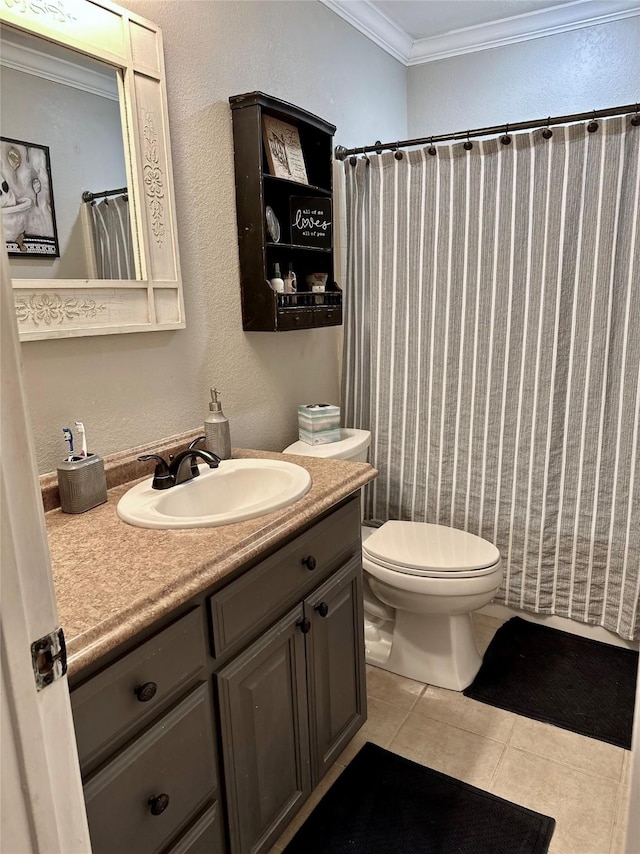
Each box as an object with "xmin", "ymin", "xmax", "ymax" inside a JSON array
[
  {"xmin": 409, "ymin": 1, "xmax": 640, "ymax": 65},
  {"xmin": 319, "ymin": 0, "xmax": 412, "ymax": 63},
  {"xmin": 320, "ymin": 0, "xmax": 640, "ymax": 66},
  {"xmin": 0, "ymin": 33, "xmax": 118, "ymax": 99}
]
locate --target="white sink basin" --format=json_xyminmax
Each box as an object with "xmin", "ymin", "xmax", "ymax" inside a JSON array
[{"xmin": 117, "ymin": 459, "xmax": 312, "ymax": 529}]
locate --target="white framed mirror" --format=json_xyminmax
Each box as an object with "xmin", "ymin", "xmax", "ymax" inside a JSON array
[{"xmin": 0, "ymin": 0, "xmax": 184, "ymax": 340}]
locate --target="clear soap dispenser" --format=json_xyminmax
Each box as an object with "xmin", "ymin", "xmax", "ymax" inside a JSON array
[{"xmin": 205, "ymin": 388, "xmax": 231, "ymax": 460}]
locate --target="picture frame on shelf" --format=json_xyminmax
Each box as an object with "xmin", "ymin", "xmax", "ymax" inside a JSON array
[
  {"xmin": 1, "ymin": 136, "xmax": 60, "ymax": 258},
  {"xmin": 262, "ymin": 115, "xmax": 308, "ymax": 184}
]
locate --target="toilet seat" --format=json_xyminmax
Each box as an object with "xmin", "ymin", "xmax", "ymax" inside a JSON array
[{"xmin": 362, "ymin": 521, "xmax": 500, "ymax": 578}]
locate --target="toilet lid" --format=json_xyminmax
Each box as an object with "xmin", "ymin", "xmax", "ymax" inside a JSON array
[
  {"xmin": 362, "ymin": 521, "xmax": 500, "ymax": 576},
  {"xmin": 283, "ymin": 428, "xmax": 370, "ymax": 460}
]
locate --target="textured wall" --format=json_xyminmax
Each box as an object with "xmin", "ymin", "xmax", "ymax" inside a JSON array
[
  {"xmin": 407, "ymin": 18, "xmax": 640, "ymax": 137},
  {"xmin": 21, "ymin": 0, "xmax": 407, "ymax": 474},
  {"xmin": 23, "ymin": 5, "xmax": 637, "ymax": 475}
]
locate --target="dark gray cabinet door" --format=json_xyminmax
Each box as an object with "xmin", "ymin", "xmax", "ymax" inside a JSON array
[
  {"xmin": 217, "ymin": 604, "xmax": 311, "ymax": 854},
  {"xmin": 305, "ymin": 556, "xmax": 367, "ymax": 783}
]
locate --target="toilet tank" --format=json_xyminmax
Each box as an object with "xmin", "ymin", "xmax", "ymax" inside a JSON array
[{"xmin": 283, "ymin": 428, "xmax": 371, "ymax": 462}]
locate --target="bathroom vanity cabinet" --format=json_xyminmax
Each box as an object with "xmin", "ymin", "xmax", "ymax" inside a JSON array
[
  {"xmin": 229, "ymin": 91, "xmax": 342, "ymax": 331},
  {"xmin": 69, "ymin": 496, "xmax": 365, "ymax": 854},
  {"xmin": 71, "ymin": 609, "xmax": 225, "ymax": 854}
]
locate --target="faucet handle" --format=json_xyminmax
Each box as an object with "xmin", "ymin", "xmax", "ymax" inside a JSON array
[
  {"xmin": 187, "ymin": 437, "xmax": 206, "ymax": 476},
  {"xmin": 137, "ymin": 454, "xmax": 173, "ymax": 490}
]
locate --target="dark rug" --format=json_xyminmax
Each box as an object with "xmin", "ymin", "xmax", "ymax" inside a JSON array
[
  {"xmin": 283, "ymin": 742, "xmax": 555, "ymax": 854},
  {"xmin": 464, "ymin": 617, "xmax": 638, "ymax": 749}
]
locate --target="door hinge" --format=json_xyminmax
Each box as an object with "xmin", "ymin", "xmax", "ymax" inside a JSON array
[{"xmin": 31, "ymin": 627, "xmax": 67, "ymax": 691}]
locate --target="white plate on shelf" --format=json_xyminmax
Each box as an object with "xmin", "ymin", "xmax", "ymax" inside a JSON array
[{"xmin": 265, "ymin": 205, "xmax": 280, "ymax": 243}]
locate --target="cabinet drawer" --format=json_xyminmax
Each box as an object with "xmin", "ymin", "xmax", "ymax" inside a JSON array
[
  {"xmin": 209, "ymin": 498, "xmax": 360, "ymax": 659},
  {"xmin": 84, "ymin": 683, "xmax": 217, "ymax": 854},
  {"xmin": 72, "ymin": 609, "xmax": 205, "ymax": 768},
  {"xmin": 277, "ymin": 308, "xmax": 314, "ymax": 330},
  {"xmin": 165, "ymin": 802, "xmax": 225, "ymax": 854},
  {"xmin": 313, "ymin": 306, "xmax": 342, "ymax": 326}
]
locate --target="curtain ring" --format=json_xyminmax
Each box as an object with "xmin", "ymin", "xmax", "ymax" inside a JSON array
[
  {"xmin": 631, "ymin": 104, "xmax": 640, "ymax": 127},
  {"xmin": 428, "ymin": 136, "xmax": 437, "ymax": 156},
  {"xmin": 349, "ymin": 154, "xmax": 358, "ymax": 166},
  {"xmin": 587, "ymin": 110, "xmax": 599, "ymax": 133},
  {"xmin": 542, "ymin": 117, "xmax": 553, "ymax": 139},
  {"xmin": 501, "ymin": 123, "xmax": 511, "ymax": 145},
  {"xmin": 361, "ymin": 146, "xmax": 370, "ymax": 166},
  {"xmin": 394, "ymin": 142, "xmax": 403, "ymax": 160},
  {"xmin": 464, "ymin": 130, "xmax": 473, "ymax": 151}
]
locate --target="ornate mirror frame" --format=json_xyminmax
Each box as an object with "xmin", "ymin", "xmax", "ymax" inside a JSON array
[{"xmin": 1, "ymin": 0, "xmax": 184, "ymax": 341}]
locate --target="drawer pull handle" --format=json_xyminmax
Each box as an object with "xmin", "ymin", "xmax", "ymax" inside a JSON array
[
  {"xmin": 297, "ymin": 617, "xmax": 311, "ymax": 634},
  {"xmin": 302, "ymin": 555, "xmax": 317, "ymax": 571},
  {"xmin": 148, "ymin": 793, "xmax": 170, "ymax": 816},
  {"xmin": 134, "ymin": 682, "xmax": 158, "ymax": 702},
  {"xmin": 315, "ymin": 602, "xmax": 329, "ymax": 618}
]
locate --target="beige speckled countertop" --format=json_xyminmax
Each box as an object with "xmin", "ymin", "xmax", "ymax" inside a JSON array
[{"xmin": 44, "ymin": 433, "xmax": 377, "ymax": 677}]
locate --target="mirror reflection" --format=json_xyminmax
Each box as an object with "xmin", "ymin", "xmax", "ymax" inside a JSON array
[{"xmin": 0, "ymin": 25, "xmax": 137, "ymax": 280}]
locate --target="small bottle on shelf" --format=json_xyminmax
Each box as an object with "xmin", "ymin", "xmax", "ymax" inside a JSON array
[
  {"xmin": 270, "ymin": 263, "xmax": 284, "ymax": 293},
  {"xmin": 284, "ymin": 263, "xmax": 297, "ymax": 294}
]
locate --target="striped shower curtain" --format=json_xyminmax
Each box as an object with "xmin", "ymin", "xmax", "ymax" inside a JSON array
[
  {"xmin": 342, "ymin": 116, "xmax": 640, "ymax": 640},
  {"xmin": 85, "ymin": 195, "xmax": 135, "ymax": 279}
]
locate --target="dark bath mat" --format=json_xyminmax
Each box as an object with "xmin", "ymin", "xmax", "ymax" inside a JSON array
[
  {"xmin": 283, "ymin": 742, "xmax": 555, "ymax": 854},
  {"xmin": 464, "ymin": 617, "xmax": 638, "ymax": 749}
]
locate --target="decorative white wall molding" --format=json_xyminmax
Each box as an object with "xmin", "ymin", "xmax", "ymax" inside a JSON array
[
  {"xmin": 320, "ymin": 0, "xmax": 640, "ymax": 66},
  {"xmin": 14, "ymin": 291, "xmax": 108, "ymax": 327},
  {"xmin": 320, "ymin": 0, "xmax": 412, "ymax": 64},
  {"xmin": 142, "ymin": 109, "xmax": 166, "ymax": 246},
  {"xmin": 408, "ymin": 0, "xmax": 640, "ymax": 65},
  {"xmin": 0, "ymin": 28, "xmax": 118, "ymax": 99}
]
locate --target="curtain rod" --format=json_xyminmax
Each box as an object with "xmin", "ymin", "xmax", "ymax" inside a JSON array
[
  {"xmin": 334, "ymin": 103, "xmax": 640, "ymax": 160},
  {"xmin": 82, "ymin": 186, "xmax": 128, "ymax": 202}
]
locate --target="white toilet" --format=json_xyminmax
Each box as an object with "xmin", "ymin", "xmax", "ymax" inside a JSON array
[{"xmin": 283, "ymin": 429, "xmax": 503, "ymax": 691}]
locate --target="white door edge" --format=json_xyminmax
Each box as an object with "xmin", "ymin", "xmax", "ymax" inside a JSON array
[{"xmin": 0, "ymin": 224, "xmax": 91, "ymax": 852}]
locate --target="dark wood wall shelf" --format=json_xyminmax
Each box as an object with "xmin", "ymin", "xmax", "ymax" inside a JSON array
[
  {"xmin": 229, "ymin": 91, "xmax": 341, "ymax": 332},
  {"xmin": 266, "ymin": 243, "xmax": 332, "ymax": 253},
  {"xmin": 264, "ymin": 175, "xmax": 332, "ymax": 196}
]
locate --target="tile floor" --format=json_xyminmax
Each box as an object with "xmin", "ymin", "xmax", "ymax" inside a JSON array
[{"xmin": 270, "ymin": 613, "xmax": 632, "ymax": 854}]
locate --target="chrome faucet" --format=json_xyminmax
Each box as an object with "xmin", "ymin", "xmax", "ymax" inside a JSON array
[{"xmin": 138, "ymin": 436, "xmax": 221, "ymax": 490}]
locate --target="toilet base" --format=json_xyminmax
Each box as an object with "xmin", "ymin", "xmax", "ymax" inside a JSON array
[{"xmin": 364, "ymin": 610, "xmax": 483, "ymax": 691}]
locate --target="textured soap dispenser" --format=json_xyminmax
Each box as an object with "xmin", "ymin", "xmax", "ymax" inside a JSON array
[{"xmin": 205, "ymin": 388, "xmax": 231, "ymax": 459}]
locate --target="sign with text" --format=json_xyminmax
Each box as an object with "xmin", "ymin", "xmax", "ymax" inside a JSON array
[{"xmin": 290, "ymin": 197, "xmax": 332, "ymax": 249}]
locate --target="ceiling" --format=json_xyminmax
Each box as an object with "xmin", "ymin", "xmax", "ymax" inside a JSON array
[
  {"xmin": 372, "ymin": 0, "xmax": 578, "ymax": 39},
  {"xmin": 320, "ymin": 0, "xmax": 640, "ymax": 65}
]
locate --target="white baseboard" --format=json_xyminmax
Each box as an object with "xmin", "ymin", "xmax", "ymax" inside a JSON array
[{"xmin": 479, "ymin": 603, "xmax": 639, "ymax": 651}]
